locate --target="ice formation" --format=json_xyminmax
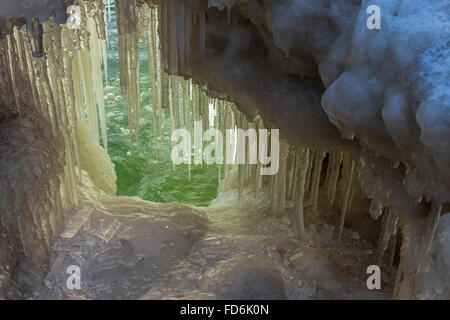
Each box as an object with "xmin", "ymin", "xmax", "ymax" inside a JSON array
[{"xmin": 0, "ymin": 0, "xmax": 448, "ymax": 299}]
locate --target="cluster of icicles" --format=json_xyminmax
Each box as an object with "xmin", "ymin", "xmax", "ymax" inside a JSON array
[{"xmin": 3, "ymin": 0, "xmax": 409, "ymax": 252}]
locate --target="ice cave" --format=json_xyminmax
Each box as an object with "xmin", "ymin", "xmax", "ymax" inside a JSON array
[{"xmin": 0, "ymin": 0, "xmax": 449, "ymax": 300}]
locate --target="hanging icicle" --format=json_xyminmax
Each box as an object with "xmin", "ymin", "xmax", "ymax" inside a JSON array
[
  {"xmin": 115, "ymin": 0, "xmax": 141, "ymax": 144},
  {"xmin": 310, "ymin": 150, "xmax": 326, "ymax": 213},
  {"xmin": 327, "ymin": 150, "xmax": 343, "ymax": 208},
  {"xmin": 376, "ymin": 209, "xmax": 398, "ymax": 264},
  {"xmin": 338, "ymin": 155, "xmax": 355, "ymax": 242},
  {"xmin": 294, "ymin": 149, "xmax": 310, "ymax": 238},
  {"xmin": 146, "ymin": 6, "xmax": 159, "ymax": 159}
]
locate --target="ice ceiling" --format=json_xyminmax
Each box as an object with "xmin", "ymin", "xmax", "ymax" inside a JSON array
[{"xmin": 0, "ymin": 0, "xmax": 448, "ymax": 299}]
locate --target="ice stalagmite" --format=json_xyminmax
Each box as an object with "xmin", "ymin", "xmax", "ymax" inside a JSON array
[{"xmin": 338, "ymin": 155, "xmax": 355, "ymax": 242}]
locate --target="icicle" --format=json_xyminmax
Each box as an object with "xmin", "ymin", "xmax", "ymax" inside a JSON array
[
  {"xmin": 147, "ymin": 8, "xmax": 159, "ymax": 159},
  {"xmin": 101, "ymin": 39, "xmax": 108, "ymax": 85},
  {"xmin": 72, "ymin": 53, "xmax": 84, "ymax": 121},
  {"xmin": 79, "ymin": 51, "xmax": 99, "ymax": 142},
  {"xmin": 294, "ymin": 149, "xmax": 310, "ymax": 238},
  {"xmin": 153, "ymin": 7, "xmax": 163, "ymax": 137},
  {"xmin": 338, "ymin": 156, "xmax": 355, "ymax": 242},
  {"xmin": 108, "ymin": 0, "xmax": 112, "ymax": 22},
  {"xmin": 271, "ymin": 140, "xmax": 287, "ymax": 216},
  {"xmin": 425, "ymin": 203, "xmax": 442, "ymax": 254},
  {"xmin": 388, "ymin": 234, "xmax": 398, "ymax": 269},
  {"xmin": 324, "ymin": 151, "xmax": 334, "ymax": 193},
  {"xmin": 172, "ymin": 77, "xmax": 181, "ymax": 129},
  {"xmin": 304, "ymin": 149, "xmax": 314, "ymax": 197},
  {"xmin": 169, "ymin": 76, "xmax": 176, "ymax": 171},
  {"xmin": 87, "ymin": 16, "xmax": 108, "ymax": 150},
  {"xmin": 376, "ymin": 209, "xmax": 398, "ymax": 265},
  {"xmin": 5, "ymin": 34, "xmax": 22, "ymax": 119},
  {"xmin": 116, "ymin": 0, "xmax": 141, "ymax": 144},
  {"xmin": 286, "ymin": 145, "xmax": 296, "ymax": 201},
  {"xmin": 224, "ymin": 102, "xmax": 229, "ymax": 178},
  {"xmin": 310, "ymin": 150, "xmax": 326, "ymax": 213},
  {"xmin": 216, "ymin": 99, "xmax": 222, "ymax": 182},
  {"xmin": 184, "ymin": 4, "xmax": 191, "ymax": 70},
  {"xmin": 176, "ymin": 0, "xmax": 185, "ymax": 71},
  {"xmin": 237, "ymin": 112, "xmax": 245, "ymax": 208},
  {"xmin": 199, "ymin": 11, "xmax": 206, "ymax": 53},
  {"xmin": 183, "ymin": 79, "xmax": 191, "ymax": 181},
  {"xmin": 327, "ymin": 150, "xmax": 343, "ymax": 208}
]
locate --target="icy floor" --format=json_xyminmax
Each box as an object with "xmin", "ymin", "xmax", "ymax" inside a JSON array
[{"xmin": 35, "ymin": 177, "xmax": 393, "ymax": 300}]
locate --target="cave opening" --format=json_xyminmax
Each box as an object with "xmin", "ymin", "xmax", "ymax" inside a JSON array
[{"xmin": 0, "ymin": 0, "xmax": 448, "ymax": 301}]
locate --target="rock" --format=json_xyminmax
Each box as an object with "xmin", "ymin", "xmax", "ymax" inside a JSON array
[{"xmin": 200, "ymin": 254, "xmax": 286, "ymax": 300}]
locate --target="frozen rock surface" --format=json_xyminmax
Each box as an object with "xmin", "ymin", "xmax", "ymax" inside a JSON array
[{"xmin": 35, "ymin": 176, "xmax": 392, "ymax": 300}]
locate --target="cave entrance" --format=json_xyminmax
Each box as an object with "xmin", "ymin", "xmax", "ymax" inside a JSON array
[{"xmin": 102, "ymin": 3, "xmax": 222, "ymax": 207}]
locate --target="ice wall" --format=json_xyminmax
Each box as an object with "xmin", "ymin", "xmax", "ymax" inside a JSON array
[{"xmin": 0, "ymin": 0, "xmax": 112, "ymax": 292}]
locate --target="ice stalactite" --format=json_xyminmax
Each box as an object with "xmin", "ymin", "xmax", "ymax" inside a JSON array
[
  {"xmin": 326, "ymin": 150, "xmax": 343, "ymax": 208},
  {"xmin": 146, "ymin": 6, "xmax": 159, "ymax": 159},
  {"xmin": 169, "ymin": 76, "xmax": 177, "ymax": 171},
  {"xmin": 270, "ymin": 140, "xmax": 288, "ymax": 216},
  {"xmin": 376, "ymin": 209, "xmax": 399, "ymax": 265},
  {"xmin": 424, "ymin": 203, "xmax": 443, "ymax": 255},
  {"xmin": 107, "ymin": 0, "xmax": 112, "ymax": 22},
  {"xmin": 199, "ymin": 11, "xmax": 206, "ymax": 54},
  {"xmin": 304, "ymin": 150, "xmax": 314, "ymax": 200},
  {"xmin": 310, "ymin": 150, "xmax": 326, "ymax": 214},
  {"xmin": 338, "ymin": 154, "xmax": 355, "ymax": 242},
  {"xmin": 293, "ymin": 149, "xmax": 310, "ymax": 238},
  {"xmin": 237, "ymin": 111, "xmax": 245, "ymax": 208},
  {"xmin": 115, "ymin": 0, "xmax": 141, "ymax": 144},
  {"xmin": 184, "ymin": 79, "xmax": 192, "ymax": 180},
  {"xmin": 86, "ymin": 16, "xmax": 108, "ymax": 151}
]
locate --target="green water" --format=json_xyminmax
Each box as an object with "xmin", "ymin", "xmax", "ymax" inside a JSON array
[{"xmin": 103, "ymin": 7, "xmax": 219, "ymax": 207}]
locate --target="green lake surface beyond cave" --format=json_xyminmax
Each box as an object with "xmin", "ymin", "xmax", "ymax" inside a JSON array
[{"xmin": 103, "ymin": 5, "xmax": 219, "ymax": 207}]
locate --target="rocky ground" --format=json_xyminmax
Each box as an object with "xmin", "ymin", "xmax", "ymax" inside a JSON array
[{"xmin": 28, "ymin": 171, "xmax": 394, "ymax": 300}]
